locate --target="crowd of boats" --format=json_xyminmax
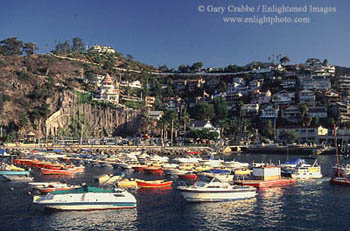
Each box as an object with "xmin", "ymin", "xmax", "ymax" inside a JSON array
[{"xmin": 0, "ymin": 148, "xmax": 347, "ymax": 211}]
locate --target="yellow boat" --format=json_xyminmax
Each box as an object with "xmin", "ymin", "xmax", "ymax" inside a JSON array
[
  {"xmin": 117, "ymin": 178, "xmax": 138, "ymax": 188},
  {"xmin": 7, "ymin": 165, "xmax": 26, "ymax": 171}
]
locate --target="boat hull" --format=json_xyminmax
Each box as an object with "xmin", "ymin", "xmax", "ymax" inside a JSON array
[
  {"xmin": 235, "ymin": 178, "xmax": 296, "ymax": 188},
  {"xmin": 0, "ymin": 170, "xmax": 30, "ymax": 175},
  {"xmin": 37, "ymin": 202, "xmax": 136, "ymax": 211},
  {"xmin": 178, "ymin": 188, "xmax": 256, "ymax": 202},
  {"xmin": 136, "ymin": 180, "xmax": 172, "ymax": 188},
  {"xmin": 330, "ymin": 177, "xmax": 350, "ymax": 186},
  {"xmin": 33, "ymin": 188, "xmax": 137, "ymax": 211}
]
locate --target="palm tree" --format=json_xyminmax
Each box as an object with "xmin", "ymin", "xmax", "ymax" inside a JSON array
[{"xmin": 181, "ymin": 112, "xmax": 190, "ymax": 138}]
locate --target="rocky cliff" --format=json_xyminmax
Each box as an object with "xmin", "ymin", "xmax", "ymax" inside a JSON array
[{"xmin": 0, "ymin": 54, "xmax": 151, "ymax": 140}]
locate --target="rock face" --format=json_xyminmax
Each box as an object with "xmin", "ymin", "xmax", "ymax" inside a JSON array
[{"xmin": 46, "ymin": 91, "xmax": 141, "ymax": 138}]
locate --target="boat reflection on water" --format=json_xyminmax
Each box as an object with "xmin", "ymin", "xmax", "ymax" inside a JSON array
[
  {"xmin": 41, "ymin": 209, "xmax": 138, "ymax": 231},
  {"xmin": 188, "ymin": 198, "xmax": 258, "ymax": 230},
  {"xmin": 257, "ymin": 187, "xmax": 287, "ymax": 228}
]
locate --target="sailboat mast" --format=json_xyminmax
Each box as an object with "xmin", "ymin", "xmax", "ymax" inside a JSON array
[{"xmin": 334, "ymin": 124, "xmax": 340, "ymax": 176}]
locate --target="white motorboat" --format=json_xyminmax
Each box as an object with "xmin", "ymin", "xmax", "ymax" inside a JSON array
[
  {"xmin": 33, "ymin": 185, "xmax": 137, "ymax": 210},
  {"xmin": 1, "ymin": 175, "xmax": 33, "ymax": 182},
  {"xmin": 28, "ymin": 181, "xmax": 63, "ymax": 190},
  {"xmin": 291, "ymin": 160, "xmax": 323, "ymax": 180},
  {"xmin": 177, "ymin": 177, "xmax": 256, "ymax": 202}
]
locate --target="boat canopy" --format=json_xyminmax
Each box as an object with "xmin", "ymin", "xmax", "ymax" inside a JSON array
[
  {"xmin": 50, "ymin": 186, "xmax": 114, "ymax": 195},
  {"xmin": 203, "ymin": 169, "xmax": 231, "ymax": 174},
  {"xmin": 283, "ymin": 159, "xmax": 306, "ymax": 165}
]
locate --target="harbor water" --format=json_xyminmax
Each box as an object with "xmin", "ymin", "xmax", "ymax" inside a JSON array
[{"xmin": 1, "ymin": 153, "xmax": 350, "ymax": 231}]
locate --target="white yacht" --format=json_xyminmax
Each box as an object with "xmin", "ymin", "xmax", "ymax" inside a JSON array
[
  {"xmin": 291, "ymin": 160, "xmax": 323, "ymax": 180},
  {"xmin": 33, "ymin": 185, "xmax": 136, "ymax": 210},
  {"xmin": 177, "ymin": 177, "xmax": 256, "ymax": 202}
]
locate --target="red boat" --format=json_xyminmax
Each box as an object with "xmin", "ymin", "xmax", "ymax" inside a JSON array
[
  {"xmin": 143, "ymin": 167, "xmax": 164, "ymax": 174},
  {"xmin": 329, "ymin": 124, "xmax": 350, "ymax": 186},
  {"xmin": 40, "ymin": 166, "xmax": 84, "ymax": 175},
  {"xmin": 136, "ymin": 179, "xmax": 173, "ymax": 188},
  {"xmin": 177, "ymin": 173, "xmax": 198, "ymax": 181}
]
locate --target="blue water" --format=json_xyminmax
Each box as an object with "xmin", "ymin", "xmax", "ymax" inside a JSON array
[{"xmin": 0, "ymin": 153, "xmax": 349, "ymax": 231}]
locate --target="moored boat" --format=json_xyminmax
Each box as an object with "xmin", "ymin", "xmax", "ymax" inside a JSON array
[
  {"xmin": 33, "ymin": 185, "xmax": 137, "ymax": 210},
  {"xmin": 177, "ymin": 177, "xmax": 256, "ymax": 202},
  {"xmin": 1, "ymin": 175, "xmax": 33, "ymax": 182},
  {"xmin": 291, "ymin": 160, "xmax": 323, "ymax": 180},
  {"xmin": 143, "ymin": 167, "xmax": 164, "ymax": 174},
  {"xmin": 38, "ymin": 184, "xmax": 81, "ymax": 194},
  {"xmin": 136, "ymin": 179, "xmax": 172, "ymax": 188},
  {"xmin": 117, "ymin": 178, "xmax": 138, "ymax": 188}
]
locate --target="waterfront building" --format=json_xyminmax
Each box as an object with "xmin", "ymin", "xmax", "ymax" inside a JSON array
[
  {"xmin": 276, "ymin": 126, "xmax": 328, "ymax": 144},
  {"xmin": 188, "ymin": 120, "xmax": 220, "ymax": 137}
]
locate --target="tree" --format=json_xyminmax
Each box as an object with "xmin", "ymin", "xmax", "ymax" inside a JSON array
[
  {"xmin": 72, "ymin": 37, "xmax": 84, "ymax": 52},
  {"xmin": 323, "ymin": 59, "xmax": 328, "ymax": 66},
  {"xmin": 189, "ymin": 101, "xmax": 214, "ymax": 121},
  {"xmin": 279, "ymin": 56, "xmax": 290, "ymax": 65},
  {"xmin": 191, "ymin": 62, "xmax": 203, "ymax": 73},
  {"xmin": 279, "ymin": 130, "xmax": 299, "ymax": 144},
  {"xmin": 213, "ymin": 97, "xmax": 228, "ymax": 122},
  {"xmin": 217, "ymin": 80, "xmax": 227, "ymax": 93},
  {"xmin": 54, "ymin": 41, "xmax": 71, "ymax": 54},
  {"xmin": 159, "ymin": 65, "xmax": 169, "ymax": 72},
  {"xmin": 178, "ymin": 64, "xmax": 190, "ymax": 73},
  {"xmin": 23, "ymin": 42, "xmax": 38, "ymax": 56},
  {"xmin": 126, "ymin": 54, "xmax": 134, "ymax": 60},
  {"xmin": 181, "ymin": 112, "xmax": 190, "ymax": 137},
  {"xmin": 0, "ymin": 37, "xmax": 23, "ymax": 56},
  {"xmin": 260, "ymin": 120, "xmax": 274, "ymax": 139}
]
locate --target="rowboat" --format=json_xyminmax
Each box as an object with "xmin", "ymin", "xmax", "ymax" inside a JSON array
[
  {"xmin": 143, "ymin": 167, "xmax": 164, "ymax": 174},
  {"xmin": 40, "ymin": 166, "xmax": 84, "ymax": 175},
  {"xmin": 117, "ymin": 178, "xmax": 138, "ymax": 188},
  {"xmin": 136, "ymin": 179, "xmax": 172, "ymax": 188},
  {"xmin": 177, "ymin": 173, "xmax": 198, "ymax": 181}
]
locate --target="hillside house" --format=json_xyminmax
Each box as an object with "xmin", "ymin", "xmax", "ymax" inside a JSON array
[
  {"xmin": 260, "ymin": 104, "xmax": 279, "ymax": 119},
  {"xmin": 272, "ymin": 90, "xmax": 295, "ymax": 105},
  {"xmin": 281, "ymin": 105, "xmax": 301, "ymax": 122},
  {"xmin": 299, "ymin": 89, "xmax": 316, "ymax": 105},
  {"xmin": 96, "ymin": 74, "xmax": 119, "ymax": 104}
]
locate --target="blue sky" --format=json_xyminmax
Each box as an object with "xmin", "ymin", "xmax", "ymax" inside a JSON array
[{"xmin": 1, "ymin": 0, "xmax": 349, "ymax": 68}]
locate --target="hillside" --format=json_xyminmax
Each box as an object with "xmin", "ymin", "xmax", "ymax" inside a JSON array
[{"xmin": 0, "ymin": 53, "xmax": 156, "ymax": 141}]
